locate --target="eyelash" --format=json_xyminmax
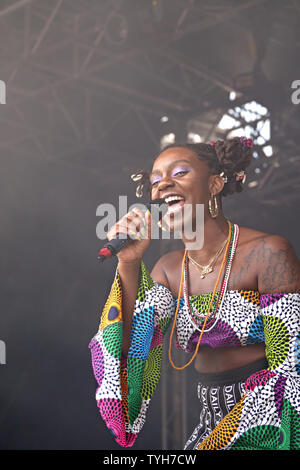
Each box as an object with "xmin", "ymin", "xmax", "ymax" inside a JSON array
[
  {"xmin": 173, "ymin": 170, "xmax": 188, "ymax": 177},
  {"xmin": 151, "ymin": 169, "xmax": 189, "ymax": 186}
]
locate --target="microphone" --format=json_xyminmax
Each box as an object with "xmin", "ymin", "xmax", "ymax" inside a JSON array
[{"xmin": 97, "ymin": 198, "xmax": 167, "ymax": 262}]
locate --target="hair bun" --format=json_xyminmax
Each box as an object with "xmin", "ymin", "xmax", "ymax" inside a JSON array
[{"xmin": 214, "ymin": 137, "xmax": 253, "ymax": 196}]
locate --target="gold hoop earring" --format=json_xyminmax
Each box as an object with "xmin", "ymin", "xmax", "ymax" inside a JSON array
[{"xmin": 208, "ymin": 194, "xmax": 218, "ymax": 218}]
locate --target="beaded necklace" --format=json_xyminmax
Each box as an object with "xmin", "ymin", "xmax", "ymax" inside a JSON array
[
  {"xmin": 168, "ymin": 219, "xmax": 239, "ymax": 370},
  {"xmin": 183, "ymin": 222, "xmax": 239, "ymax": 333}
]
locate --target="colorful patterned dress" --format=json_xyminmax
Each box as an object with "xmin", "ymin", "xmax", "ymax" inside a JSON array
[{"xmin": 89, "ymin": 261, "xmax": 300, "ymax": 450}]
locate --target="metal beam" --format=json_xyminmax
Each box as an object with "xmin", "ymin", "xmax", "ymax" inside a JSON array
[
  {"xmin": 31, "ymin": 0, "xmax": 64, "ymax": 55},
  {"xmin": 156, "ymin": 47, "xmax": 234, "ymax": 94},
  {"xmin": 0, "ymin": 0, "xmax": 38, "ymax": 19},
  {"xmin": 173, "ymin": 0, "xmax": 269, "ymax": 39},
  {"xmin": 83, "ymin": 76, "xmax": 191, "ymax": 112},
  {"xmin": 79, "ymin": 0, "xmax": 124, "ymax": 74}
]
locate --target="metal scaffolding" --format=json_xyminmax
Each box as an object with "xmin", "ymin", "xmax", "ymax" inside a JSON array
[{"xmin": 1, "ymin": 0, "xmax": 300, "ymax": 449}]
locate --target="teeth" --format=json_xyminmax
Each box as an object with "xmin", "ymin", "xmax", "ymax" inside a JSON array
[{"xmin": 165, "ymin": 195, "xmax": 184, "ymax": 204}]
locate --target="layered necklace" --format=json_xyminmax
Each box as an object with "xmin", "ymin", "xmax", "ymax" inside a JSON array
[
  {"xmin": 168, "ymin": 219, "xmax": 239, "ymax": 370},
  {"xmin": 187, "ymin": 236, "xmax": 228, "ymax": 279}
]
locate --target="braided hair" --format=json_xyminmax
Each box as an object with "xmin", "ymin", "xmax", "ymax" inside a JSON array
[{"xmin": 131, "ymin": 137, "xmax": 253, "ymax": 199}]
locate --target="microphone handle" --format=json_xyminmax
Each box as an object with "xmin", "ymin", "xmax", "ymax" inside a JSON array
[
  {"xmin": 97, "ymin": 198, "xmax": 167, "ymax": 263},
  {"xmin": 98, "ymin": 234, "xmax": 131, "ymax": 262}
]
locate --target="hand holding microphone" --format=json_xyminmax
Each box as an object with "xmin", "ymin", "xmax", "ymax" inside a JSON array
[{"xmin": 98, "ymin": 198, "xmax": 167, "ymax": 263}]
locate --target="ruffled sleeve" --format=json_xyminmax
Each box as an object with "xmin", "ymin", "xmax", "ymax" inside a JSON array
[
  {"xmin": 197, "ymin": 292, "xmax": 300, "ymax": 450},
  {"xmin": 88, "ymin": 261, "xmax": 175, "ymax": 447},
  {"xmin": 240, "ymin": 292, "xmax": 300, "ymax": 450}
]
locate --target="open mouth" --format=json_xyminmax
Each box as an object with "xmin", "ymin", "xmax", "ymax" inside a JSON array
[{"xmin": 164, "ymin": 195, "xmax": 185, "ymax": 213}]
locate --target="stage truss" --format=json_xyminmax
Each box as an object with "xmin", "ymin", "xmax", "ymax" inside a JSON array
[{"xmin": 0, "ymin": 0, "xmax": 299, "ymax": 450}]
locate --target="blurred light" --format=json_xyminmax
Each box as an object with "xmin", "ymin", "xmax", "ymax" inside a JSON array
[
  {"xmin": 227, "ymin": 129, "xmax": 242, "ymax": 138},
  {"xmin": 248, "ymin": 181, "xmax": 258, "ymax": 188},
  {"xmin": 254, "ymin": 168, "xmax": 261, "ymax": 174},
  {"xmin": 160, "ymin": 116, "xmax": 169, "ymax": 122},
  {"xmin": 218, "ymin": 114, "xmax": 241, "ymax": 130},
  {"xmin": 263, "ymin": 145, "xmax": 273, "ymax": 157},
  {"xmin": 161, "ymin": 133, "xmax": 175, "ymax": 148},
  {"xmin": 229, "ymin": 91, "xmax": 237, "ymax": 101},
  {"xmin": 219, "ymin": 101, "xmax": 273, "ymax": 157},
  {"xmin": 244, "ymin": 101, "xmax": 268, "ymax": 116},
  {"xmin": 241, "ymin": 109, "xmax": 257, "ymax": 123},
  {"xmin": 188, "ymin": 132, "xmax": 202, "ymax": 143},
  {"xmin": 260, "ymin": 119, "xmax": 270, "ymax": 140},
  {"xmin": 256, "ymin": 136, "xmax": 265, "ymax": 145}
]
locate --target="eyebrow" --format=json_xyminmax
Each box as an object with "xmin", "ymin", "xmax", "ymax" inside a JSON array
[{"xmin": 150, "ymin": 159, "xmax": 193, "ymax": 177}]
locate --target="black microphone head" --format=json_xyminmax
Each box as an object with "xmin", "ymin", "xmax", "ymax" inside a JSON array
[
  {"xmin": 150, "ymin": 197, "xmax": 166, "ymax": 205},
  {"xmin": 147, "ymin": 198, "xmax": 168, "ymax": 216}
]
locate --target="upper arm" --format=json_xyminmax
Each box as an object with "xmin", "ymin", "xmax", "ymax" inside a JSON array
[
  {"xmin": 151, "ymin": 254, "xmax": 171, "ymax": 290},
  {"xmin": 257, "ymin": 235, "xmax": 300, "ymax": 294}
]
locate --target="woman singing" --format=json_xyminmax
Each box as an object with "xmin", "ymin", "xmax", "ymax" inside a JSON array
[{"xmin": 89, "ymin": 137, "xmax": 300, "ymax": 450}]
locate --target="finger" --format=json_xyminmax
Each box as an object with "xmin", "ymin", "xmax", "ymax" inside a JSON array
[
  {"xmin": 130, "ymin": 208, "xmax": 148, "ymax": 231},
  {"xmin": 108, "ymin": 208, "xmax": 148, "ymax": 241},
  {"xmin": 118, "ymin": 210, "xmax": 144, "ymax": 231},
  {"xmin": 130, "ymin": 207, "xmax": 146, "ymax": 219},
  {"xmin": 107, "ymin": 222, "xmax": 142, "ymax": 241},
  {"xmin": 143, "ymin": 209, "xmax": 153, "ymax": 239},
  {"xmin": 126, "ymin": 208, "xmax": 148, "ymax": 236}
]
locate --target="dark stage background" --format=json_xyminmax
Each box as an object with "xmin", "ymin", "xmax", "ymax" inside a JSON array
[{"xmin": 0, "ymin": 0, "xmax": 299, "ymax": 450}]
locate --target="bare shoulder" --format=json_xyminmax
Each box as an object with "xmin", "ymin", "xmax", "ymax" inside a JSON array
[
  {"xmin": 151, "ymin": 227, "xmax": 300, "ymax": 294},
  {"xmin": 244, "ymin": 228, "xmax": 300, "ymax": 294},
  {"xmin": 238, "ymin": 226, "xmax": 270, "ymax": 247},
  {"xmin": 151, "ymin": 249, "xmax": 184, "ymax": 290}
]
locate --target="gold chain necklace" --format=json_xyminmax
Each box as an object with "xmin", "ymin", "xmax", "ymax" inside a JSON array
[
  {"xmin": 168, "ymin": 220, "xmax": 233, "ymax": 370},
  {"xmin": 187, "ymin": 238, "xmax": 227, "ymax": 279}
]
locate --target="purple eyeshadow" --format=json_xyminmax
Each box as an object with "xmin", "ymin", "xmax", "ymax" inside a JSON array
[
  {"xmin": 151, "ymin": 176, "xmax": 162, "ymax": 185},
  {"xmin": 171, "ymin": 166, "xmax": 192, "ymax": 176},
  {"xmin": 151, "ymin": 166, "xmax": 191, "ymax": 185}
]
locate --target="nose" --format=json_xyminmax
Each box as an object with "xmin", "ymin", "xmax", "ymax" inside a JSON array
[{"xmin": 156, "ymin": 175, "xmax": 174, "ymax": 192}]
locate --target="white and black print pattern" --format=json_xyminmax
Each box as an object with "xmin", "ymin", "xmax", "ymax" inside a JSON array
[{"xmin": 184, "ymin": 379, "xmax": 246, "ymax": 450}]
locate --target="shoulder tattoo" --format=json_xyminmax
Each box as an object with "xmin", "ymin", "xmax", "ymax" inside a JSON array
[{"xmin": 256, "ymin": 236, "xmax": 300, "ymax": 293}]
